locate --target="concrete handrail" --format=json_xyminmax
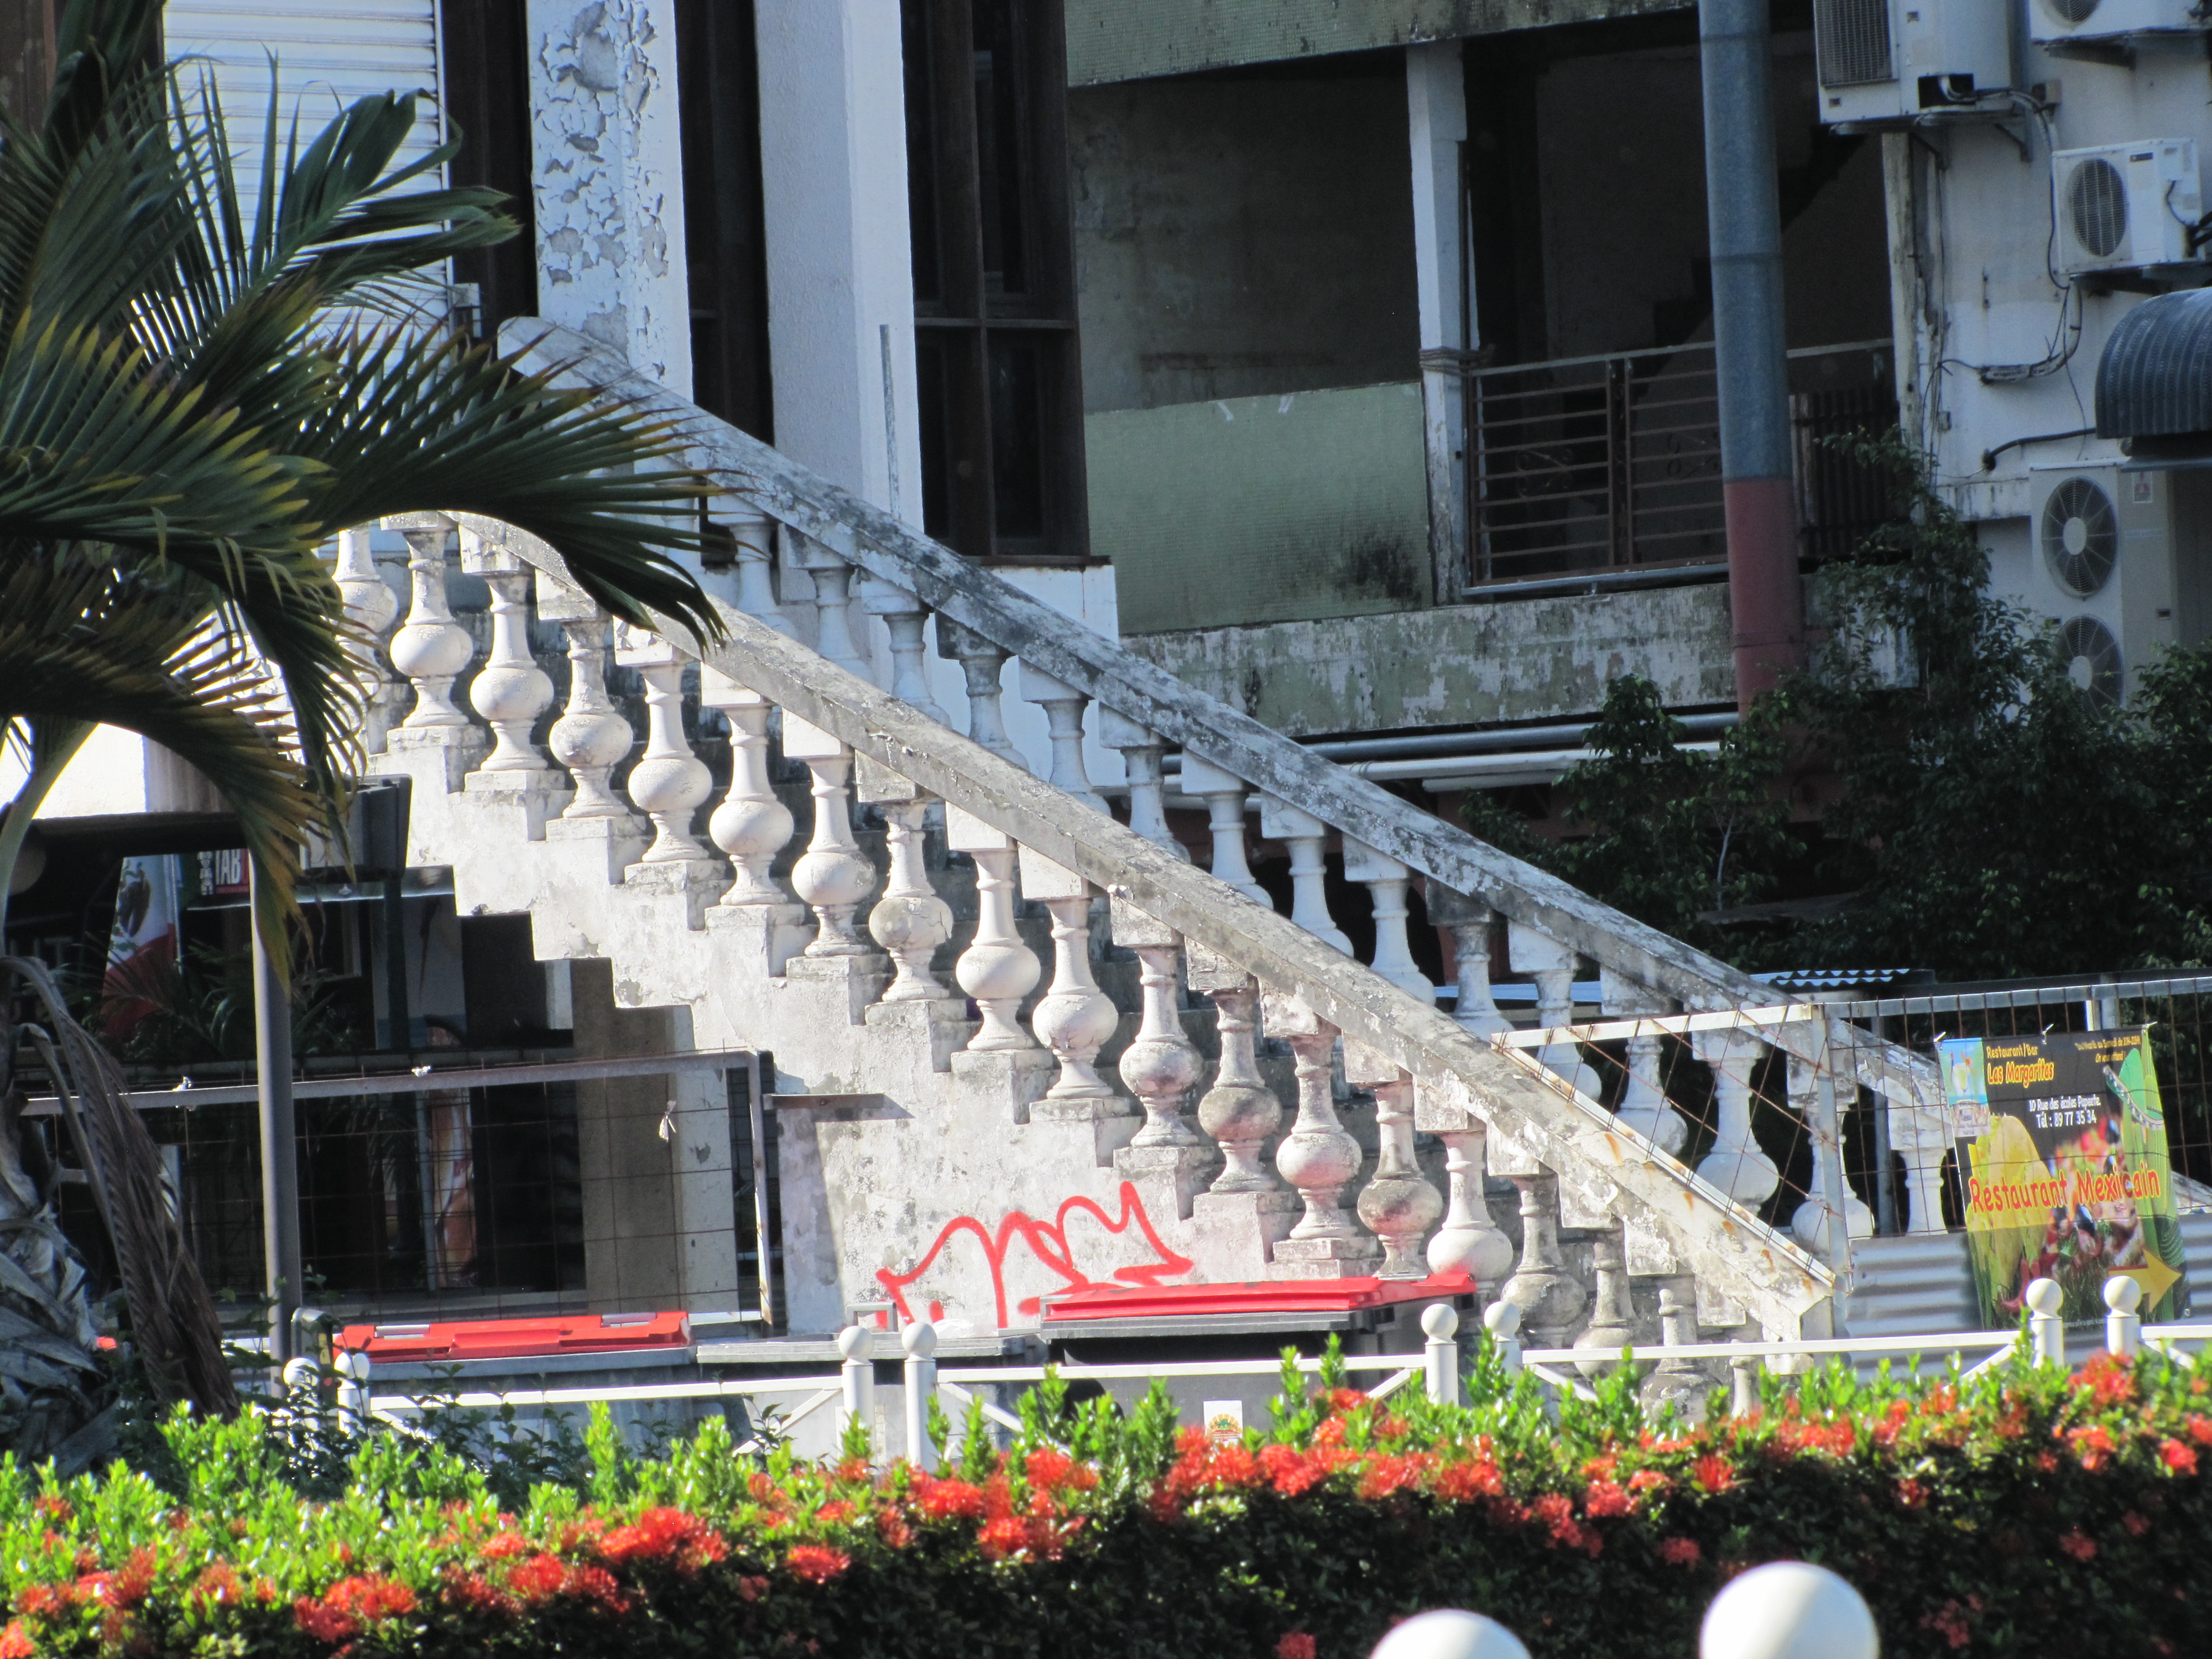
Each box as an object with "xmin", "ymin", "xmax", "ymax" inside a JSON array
[{"xmin": 500, "ymin": 317, "xmax": 1940, "ymax": 1118}]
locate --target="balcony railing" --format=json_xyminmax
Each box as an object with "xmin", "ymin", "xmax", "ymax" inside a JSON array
[{"xmin": 1459, "ymin": 337, "xmax": 1897, "ymax": 593}]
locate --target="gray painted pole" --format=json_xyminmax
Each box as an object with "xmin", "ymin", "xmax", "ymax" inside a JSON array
[
  {"xmin": 1699, "ymin": 0, "xmax": 1804, "ymax": 705},
  {"xmin": 249, "ymin": 854, "xmax": 302, "ymax": 1361}
]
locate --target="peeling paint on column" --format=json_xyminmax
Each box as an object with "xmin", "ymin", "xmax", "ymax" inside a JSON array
[{"xmin": 529, "ymin": 0, "xmax": 691, "ymax": 392}]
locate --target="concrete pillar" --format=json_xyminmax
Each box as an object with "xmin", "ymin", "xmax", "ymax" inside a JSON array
[
  {"xmin": 527, "ymin": 0, "xmax": 692, "ymax": 391},
  {"xmin": 1406, "ymin": 41, "xmax": 1468, "ymax": 604},
  {"xmin": 754, "ymin": 0, "xmax": 924, "ymax": 519}
]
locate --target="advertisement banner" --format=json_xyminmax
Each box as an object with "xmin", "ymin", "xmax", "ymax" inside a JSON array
[{"xmin": 1942, "ymin": 1027, "xmax": 2189, "ymax": 1328}]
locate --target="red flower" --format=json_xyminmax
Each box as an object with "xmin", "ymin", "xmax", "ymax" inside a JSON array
[
  {"xmin": 1627, "ymin": 1470, "xmax": 1673, "ymax": 1495},
  {"xmin": 737, "ymin": 1575, "xmax": 770, "ymax": 1602},
  {"xmin": 480, "ymin": 1531, "xmax": 530, "ymax": 1559},
  {"xmin": 14, "ymin": 1587, "xmax": 62, "ymax": 1620},
  {"xmin": 1432, "ymin": 1459, "xmax": 1503, "ymax": 1501},
  {"xmin": 2067, "ymin": 1425, "xmax": 2116, "ymax": 1473},
  {"xmin": 598, "ymin": 1507, "xmax": 724, "ymax": 1571},
  {"xmin": 1895, "ymin": 1478, "xmax": 1928, "ymax": 1509},
  {"xmin": 2072, "ymin": 1350, "xmax": 2136, "ymax": 1407},
  {"xmin": 875, "ymin": 1509, "xmax": 913, "ymax": 1549},
  {"xmin": 443, "ymin": 1571, "xmax": 518, "ymax": 1618},
  {"xmin": 816, "ymin": 1501, "xmax": 856, "ymax": 1525},
  {"xmin": 507, "ymin": 1554, "xmax": 570, "ymax": 1603},
  {"xmin": 1327, "ymin": 1388, "xmax": 1368, "ymax": 1415},
  {"xmin": 1870, "ymin": 1400, "xmax": 1912, "ymax": 1448},
  {"xmin": 1691, "ymin": 1454, "xmax": 1735, "ymax": 1494},
  {"xmin": 1259, "ymin": 1443, "xmax": 1329, "ymax": 1498},
  {"xmin": 748, "ymin": 1472, "xmax": 783, "ymax": 1503},
  {"xmin": 2161, "ymin": 1438, "xmax": 2199, "ymax": 1475},
  {"xmin": 978, "ymin": 1516, "xmax": 1039, "ymax": 1562},
  {"xmin": 1276, "ymin": 1634, "xmax": 1318, "ymax": 1659},
  {"xmin": 1658, "ymin": 1536, "xmax": 1702, "ymax": 1568},
  {"xmin": 2035, "ymin": 1451, "xmax": 2060, "ymax": 1473},
  {"xmin": 909, "ymin": 1474, "xmax": 988, "ymax": 1521},
  {"xmin": 2058, "ymin": 1529, "xmax": 2097, "ymax": 1562},
  {"xmin": 1358, "ymin": 1455, "xmax": 1426, "ymax": 1500},
  {"xmin": 1584, "ymin": 1480, "xmax": 1633, "ymax": 1518},
  {"xmin": 1919, "ymin": 1599, "xmax": 1974, "ymax": 1650},
  {"xmin": 2188, "ymin": 1414, "xmax": 2212, "ymax": 1447},
  {"xmin": 293, "ymin": 1575, "xmax": 417, "ymax": 1645},
  {"xmin": 0, "ymin": 1623, "xmax": 32, "ymax": 1659},
  {"xmin": 1025, "ymin": 1447, "xmax": 1074, "ymax": 1491},
  {"xmin": 1583, "ymin": 1453, "xmax": 1619, "ymax": 1480},
  {"xmin": 784, "ymin": 1545, "xmax": 850, "ymax": 1584},
  {"xmin": 2122, "ymin": 1510, "xmax": 2151, "ymax": 1537}
]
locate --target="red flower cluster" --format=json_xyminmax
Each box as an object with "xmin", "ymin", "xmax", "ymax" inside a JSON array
[
  {"xmin": 598, "ymin": 1506, "xmax": 729, "ymax": 1572},
  {"xmin": 294, "ymin": 1574, "xmax": 418, "ymax": 1644},
  {"xmin": 783, "ymin": 1545, "xmax": 851, "ymax": 1584}
]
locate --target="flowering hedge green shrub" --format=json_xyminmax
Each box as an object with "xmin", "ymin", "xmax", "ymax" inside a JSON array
[{"xmin": 4, "ymin": 1340, "xmax": 2209, "ymax": 1658}]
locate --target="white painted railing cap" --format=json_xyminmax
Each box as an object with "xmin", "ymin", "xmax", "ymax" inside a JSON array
[
  {"xmin": 836, "ymin": 1324, "xmax": 873, "ymax": 1361},
  {"xmin": 1370, "ymin": 1609, "xmax": 1530, "ymax": 1659},
  {"xmin": 901, "ymin": 1320, "xmax": 938, "ymax": 1358},
  {"xmin": 2024, "ymin": 1277, "xmax": 2064, "ymax": 1317},
  {"xmin": 1483, "ymin": 1301, "xmax": 1522, "ymax": 1338},
  {"xmin": 1699, "ymin": 1562, "xmax": 1876, "ymax": 1659},
  {"xmin": 1421, "ymin": 1302, "xmax": 1459, "ymax": 1340},
  {"xmin": 2106, "ymin": 1273, "xmax": 2145, "ymax": 1313}
]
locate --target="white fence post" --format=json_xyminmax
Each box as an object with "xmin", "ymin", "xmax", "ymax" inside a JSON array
[
  {"xmin": 1729, "ymin": 1356, "xmax": 1760, "ymax": 1417},
  {"xmin": 1483, "ymin": 1300, "xmax": 1522, "ymax": 1373},
  {"xmin": 2027, "ymin": 1277, "xmax": 2067, "ymax": 1367},
  {"xmin": 1699, "ymin": 1560, "xmax": 1877, "ymax": 1659},
  {"xmin": 335, "ymin": 1350, "xmax": 370, "ymax": 1436},
  {"xmin": 1423, "ymin": 1303, "xmax": 1461, "ymax": 1406},
  {"xmin": 2105, "ymin": 1274, "xmax": 2143, "ymax": 1359},
  {"xmin": 1370, "ymin": 1608, "xmax": 1530, "ymax": 1658},
  {"xmin": 902, "ymin": 1320, "xmax": 938, "ymax": 1470},
  {"xmin": 837, "ymin": 1323, "xmax": 874, "ymax": 1448}
]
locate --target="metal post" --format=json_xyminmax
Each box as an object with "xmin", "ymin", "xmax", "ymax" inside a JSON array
[
  {"xmin": 1422, "ymin": 1302, "xmax": 1462, "ymax": 1406},
  {"xmin": 2027, "ymin": 1278, "xmax": 2067, "ymax": 1367},
  {"xmin": 251, "ymin": 853, "xmax": 301, "ymax": 1363},
  {"xmin": 2105, "ymin": 1275, "xmax": 2143, "ymax": 1359},
  {"xmin": 902, "ymin": 1320, "xmax": 938, "ymax": 1469},
  {"xmin": 1698, "ymin": 0, "xmax": 1803, "ymax": 706},
  {"xmin": 837, "ymin": 1323, "xmax": 874, "ymax": 1447}
]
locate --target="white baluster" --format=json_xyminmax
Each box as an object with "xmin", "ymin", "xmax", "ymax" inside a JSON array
[
  {"xmin": 1600, "ymin": 967, "xmax": 1689, "ymax": 1156},
  {"xmin": 1429, "ymin": 887, "xmax": 1507, "ymax": 1036},
  {"xmin": 1019, "ymin": 663, "xmax": 1105, "ymax": 813},
  {"xmin": 1120, "ymin": 942, "xmax": 1204, "ymax": 1146},
  {"xmin": 384, "ymin": 514, "xmax": 473, "ymax": 729},
  {"xmin": 1640, "ymin": 1275, "xmax": 1712, "ymax": 1420},
  {"xmin": 1499, "ymin": 1171, "xmax": 1588, "ymax": 1346},
  {"xmin": 863, "ymin": 579, "xmax": 948, "ymax": 723},
  {"xmin": 1356, "ymin": 1072, "xmax": 1444, "ymax": 1279},
  {"xmin": 1196, "ymin": 980, "xmax": 1282, "ymax": 1192},
  {"xmin": 1259, "ymin": 795, "xmax": 1350, "ymax": 953},
  {"xmin": 865, "ymin": 797, "xmax": 954, "ymax": 999},
  {"xmin": 701, "ymin": 677, "xmax": 795, "ymax": 904},
  {"xmin": 1426, "ymin": 1126, "xmax": 1515, "ymax": 1284},
  {"xmin": 462, "ymin": 539, "xmax": 554, "ymax": 774},
  {"xmin": 947, "ymin": 806, "xmax": 1041, "ymax": 1050},
  {"xmin": 1181, "ymin": 754, "xmax": 1266, "ymax": 904},
  {"xmin": 1789, "ymin": 1052, "xmax": 1872, "ymax": 1255},
  {"xmin": 1344, "ymin": 838, "xmax": 1434, "ymax": 1001},
  {"xmin": 1099, "ymin": 708, "xmax": 1188, "ymax": 861},
  {"xmin": 1031, "ymin": 889, "xmax": 1118, "ymax": 1095},
  {"xmin": 614, "ymin": 627, "xmax": 713, "ymax": 863},
  {"xmin": 1507, "ymin": 922, "xmax": 1602, "ymax": 1098},
  {"xmin": 1574, "ymin": 1225, "xmax": 1642, "ymax": 1378},
  {"xmin": 938, "ymin": 620, "xmax": 1024, "ymax": 767},
  {"xmin": 544, "ymin": 613, "xmax": 636, "ymax": 821},
  {"xmin": 1693, "ymin": 1026, "xmax": 1782, "ymax": 1205},
  {"xmin": 333, "ymin": 528, "xmax": 400, "ymax": 749},
  {"xmin": 795, "ymin": 539, "xmax": 870, "ymax": 677},
  {"xmin": 784, "ymin": 722, "xmax": 877, "ymax": 956},
  {"xmin": 1264, "ymin": 1000, "xmax": 1379, "ymax": 1273},
  {"xmin": 719, "ymin": 504, "xmax": 796, "ymax": 636}
]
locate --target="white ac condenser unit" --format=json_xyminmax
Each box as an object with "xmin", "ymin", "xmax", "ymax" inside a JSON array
[
  {"xmin": 2053, "ymin": 142, "xmax": 2206, "ymax": 275},
  {"xmin": 2033, "ymin": 0, "xmax": 2208, "ymax": 46},
  {"xmin": 2026, "ymin": 465, "xmax": 2179, "ymax": 706},
  {"xmin": 1813, "ymin": 0, "xmax": 2013, "ymax": 127}
]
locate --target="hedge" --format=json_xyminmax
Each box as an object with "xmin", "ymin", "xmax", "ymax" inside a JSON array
[{"xmin": 4, "ymin": 1339, "xmax": 2208, "ymax": 1658}]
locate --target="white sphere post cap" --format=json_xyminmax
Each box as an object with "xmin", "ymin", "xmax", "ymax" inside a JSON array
[
  {"xmin": 1422, "ymin": 1302, "xmax": 1460, "ymax": 1340},
  {"xmin": 1483, "ymin": 1301, "xmax": 1522, "ymax": 1338},
  {"xmin": 836, "ymin": 1323, "xmax": 873, "ymax": 1361},
  {"xmin": 1370, "ymin": 1609, "xmax": 1531, "ymax": 1659},
  {"xmin": 1699, "ymin": 1561, "xmax": 1878, "ymax": 1659},
  {"xmin": 901, "ymin": 1319, "xmax": 938, "ymax": 1358},
  {"xmin": 2105, "ymin": 1273, "xmax": 2144, "ymax": 1313},
  {"xmin": 2023, "ymin": 1277, "xmax": 2064, "ymax": 1317}
]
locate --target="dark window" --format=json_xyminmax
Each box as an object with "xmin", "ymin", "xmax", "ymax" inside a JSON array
[
  {"xmin": 439, "ymin": 0, "xmax": 538, "ymax": 340},
  {"xmin": 676, "ymin": 0, "xmax": 774, "ymax": 439},
  {"xmin": 902, "ymin": 0, "xmax": 1087, "ymax": 563}
]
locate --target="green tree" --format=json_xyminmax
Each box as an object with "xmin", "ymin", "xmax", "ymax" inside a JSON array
[{"xmin": 0, "ymin": 0, "xmax": 718, "ymax": 1457}]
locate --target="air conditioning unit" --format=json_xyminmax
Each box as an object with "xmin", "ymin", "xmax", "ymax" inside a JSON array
[
  {"xmin": 2026, "ymin": 465, "xmax": 2179, "ymax": 705},
  {"xmin": 1814, "ymin": 0, "xmax": 2013, "ymax": 127},
  {"xmin": 2054, "ymin": 142, "xmax": 2206, "ymax": 274},
  {"xmin": 2032, "ymin": 0, "xmax": 2208, "ymax": 45}
]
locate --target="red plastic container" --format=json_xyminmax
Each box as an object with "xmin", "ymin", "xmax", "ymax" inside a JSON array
[
  {"xmin": 335, "ymin": 1311, "xmax": 691, "ymax": 1363},
  {"xmin": 1040, "ymin": 1272, "xmax": 1476, "ymax": 1323}
]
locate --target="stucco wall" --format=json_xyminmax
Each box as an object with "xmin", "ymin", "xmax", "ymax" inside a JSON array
[{"xmin": 1124, "ymin": 581, "xmax": 1737, "ymax": 733}]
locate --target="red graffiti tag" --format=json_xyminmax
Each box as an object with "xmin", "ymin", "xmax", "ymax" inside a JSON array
[{"xmin": 875, "ymin": 1182, "xmax": 1195, "ymax": 1328}]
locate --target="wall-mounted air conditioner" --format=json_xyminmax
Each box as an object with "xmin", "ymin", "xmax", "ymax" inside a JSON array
[
  {"xmin": 2026, "ymin": 465, "xmax": 2179, "ymax": 705},
  {"xmin": 2032, "ymin": 0, "xmax": 2208, "ymax": 46},
  {"xmin": 1814, "ymin": 0, "xmax": 2013, "ymax": 127},
  {"xmin": 2053, "ymin": 142, "xmax": 2205, "ymax": 274}
]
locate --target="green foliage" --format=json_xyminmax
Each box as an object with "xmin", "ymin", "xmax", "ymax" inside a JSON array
[{"xmin": 6, "ymin": 1345, "xmax": 2209, "ymax": 1657}]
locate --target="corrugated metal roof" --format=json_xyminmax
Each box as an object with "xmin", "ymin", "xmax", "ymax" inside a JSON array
[{"xmin": 2095, "ymin": 288, "xmax": 2212, "ymax": 440}]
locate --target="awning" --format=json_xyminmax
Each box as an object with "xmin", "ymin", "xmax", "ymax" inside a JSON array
[{"xmin": 2096, "ymin": 287, "xmax": 2212, "ymax": 466}]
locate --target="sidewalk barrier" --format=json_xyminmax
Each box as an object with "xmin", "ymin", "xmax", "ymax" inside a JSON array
[{"xmin": 1698, "ymin": 1561, "xmax": 1877, "ymax": 1659}]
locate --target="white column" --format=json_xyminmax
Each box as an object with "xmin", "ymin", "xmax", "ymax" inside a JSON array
[
  {"xmin": 1694, "ymin": 1026, "xmax": 1782, "ymax": 1206},
  {"xmin": 333, "ymin": 528, "xmax": 401, "ymax": 753},
  {"xmin": 1019, "ymin": 664, "xmax": 1105, "ymax": 813},
  {"xmin": 1260, "ymin": 795, "xmax": 1350, "ymax": 952},
  {"xmin": 527, "ymin": 0, "xmax": 691, "ymax": 389},
  {"xmin": 864, "ymin": 580, "xmax": 948, "ymax": 723},
  {"xmin": 784, "ymin": 721, "xmax": 878, "ymax": 956},
  {"xmin": 1120, "ymin": 942, "xmax": 1204, "ymax": 1147},
  {"xmin": 614, "ymin": 627, "xmax": 713, "ymax": 863},
  {"xmin": 1426, "ymin": 1125, "xmax": 1514, "ymax": 1284},
  {"xmin": 543, "ymin": 610, "xmax": 635, "ymax": 822},
  {"xmin": 938, "ymin": 622, "xmax": 1025, "ymax": 767},
  {"xmin": 756, "ymin": 0, "xmax": 922, "ymax": 516},
  {"xmin": 385, "ymin": 517, "xmax": 473, "ymax": 730},
  {"xmin": 1407, "ymin": 39, "xmax": 1469, "ymax": 596},
  {"xmin": 947, "ymin": 807, "xmax": 1041, "ymax": 1051},
  {"xmin": 1196, "ymin": 982, "xmax": 1282, "ymax": 1192},
  {"xmin": 868, "ymin": 797, "xmax": 954, "ymax": 998},
  {"xmin": 1181, "ymin": 754, "xmax": 1265, "ymax": 904},
  {"xmin": 1508, "ymin": 922, "xmax": 1602, "ymax": 1099},
  {"xmin": 1600, "ymin": 967, "xmax": 1689, "ymax": 1156},
  {"xmin": 701, "ymin": 678, "xmax": 795, "ymax": 905},
  {"xmin": 1790, "ymin": 1052, "xmax": 1873, "ymax": 1256},
  {"xmin": 1099, "ymin": 709, "xmax": 1187, "ymax": 861},
  {"xmin": 1344, "ymin": 837, "xmax": 1434, "ymax": 1001},
  {"xmin": 1357, "ymin": 1073, "xmax": 1444, "ymax": 1279},
  {"xmin": 462, "ymin": 544, "xmax": 555, "ymax": 774},
  {"xmin": 1031, "ymin": 890, "xmax": 1118, "ymax": 1098}
]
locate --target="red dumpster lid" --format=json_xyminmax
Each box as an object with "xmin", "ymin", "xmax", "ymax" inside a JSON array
[
  {"xmin": 335, "ymin": 1311, "xmax": 691, "ymax": 1363},
  {"xmin": 1040, "ymin": 1273, "xmax": 1477, "ymax": 1322}
]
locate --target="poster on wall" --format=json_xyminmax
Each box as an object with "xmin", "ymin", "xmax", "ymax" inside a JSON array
[{"xmin": 1941, "ymin": 1027, "xmax": 2190, "ymax": 1328}]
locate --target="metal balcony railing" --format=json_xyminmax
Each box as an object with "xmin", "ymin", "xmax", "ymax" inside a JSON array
[{"xmin": 1460, "ymin": 337, "xmax": 1897, "ymax": 592}]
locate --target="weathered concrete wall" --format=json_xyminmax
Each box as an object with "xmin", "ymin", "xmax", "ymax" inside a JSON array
[
  {"xmin": 1070, "ymin": 67, "xmax": 1418, "ymax": 413},
  {"xmin": 1089, "ymin": 382, "xmax": 1430, "ymax": 632},
  {"xmin": 1124, "ymin": 582, "xmax": 1736, "ymax": 733},
  {"xmin": 1065, "ymin": 0, "xmax": 1692, "ymax": 85}
]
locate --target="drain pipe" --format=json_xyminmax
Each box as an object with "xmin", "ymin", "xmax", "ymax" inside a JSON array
[{"xmin": 1700, "ymin": 0, "xmax": 1804, "ymax": 707}]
